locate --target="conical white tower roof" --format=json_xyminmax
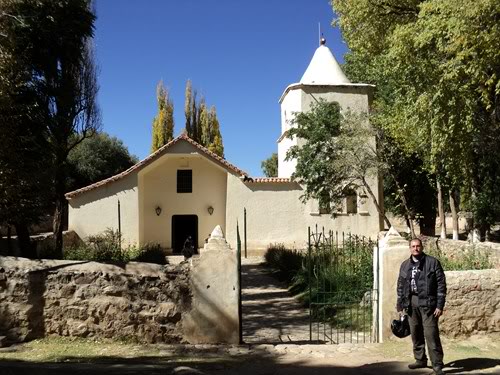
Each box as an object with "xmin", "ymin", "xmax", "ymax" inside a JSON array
[{"xmin": 300, "ymin": 43, "xmax": 351, "ymax": 85}]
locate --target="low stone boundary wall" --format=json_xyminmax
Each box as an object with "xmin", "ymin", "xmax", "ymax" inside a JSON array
[
  {"xmin": 421, "ymin": 236, "xmax": 500, "ymax": 269},
  {"xmin": 442, "ymin": 269, "xmax": 500, "ymax": 337},
  {"xmin": 0, "ymin": 227, "xmax": 240, "ymax": 346},
  {"xmin": 0, "ymin": 257, "xmax": 191, "ymax": 344}
]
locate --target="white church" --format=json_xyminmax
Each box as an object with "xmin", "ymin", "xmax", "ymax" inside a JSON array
[{"xmin": 66, "ymin": 39, "xmax": 383, "ymax": 253}]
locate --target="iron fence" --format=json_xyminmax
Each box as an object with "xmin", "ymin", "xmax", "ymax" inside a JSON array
[{"xmin": 308, "ymin": 226, "xmax": 379, "ymax": 344}]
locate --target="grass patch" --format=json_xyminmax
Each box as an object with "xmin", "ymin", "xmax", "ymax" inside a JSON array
[{"xmin": 0, "ymin": 336, "xmax": 160, "ymax": 363}]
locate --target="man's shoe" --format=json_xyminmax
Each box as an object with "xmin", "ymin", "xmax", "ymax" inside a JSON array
[
  {"xmin": 408, "ymin": 361, "xmax": 428, "ymax": 369},
  {"xmin": 433, "ymin": 367, "xmax": 444, "ymax": 375}
]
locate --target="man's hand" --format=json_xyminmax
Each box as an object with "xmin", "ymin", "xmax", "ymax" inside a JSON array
[{"xmin": 433, "ymin": 308, "xmax": 442, "ymax": 318}]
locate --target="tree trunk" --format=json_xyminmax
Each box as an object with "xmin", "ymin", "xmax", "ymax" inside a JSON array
[
  {"xmin": 14, "ymin": 221, "xmax": 35, "ymax": 258},
  {"xmin": 449, "ymin": 190, "xmax": 459, "ymax": 240},
  {"xmin": 419, "ymin": 206, "xmax": 436, "ymax": 236},
  {"xmin": 385, "ymin": 167, "xmax": 415, "ymax": 236},
  {"xmin": 437, "ymin": 181, "xmax": 446, "ymax": 239},
  {"xmin": 53, "ymin": 156, "xmax": 67, "ymax": 258},
  {"xmin": 7, "ymin": 225, "xmax": 13, "ymax": 256},
  {"xmin": 361, "ymin": 177, "xmax": 391, "ymax": 229},
  {"xmin": 405, "ymin": 215, "xmax": 416, "ymax": 238}
]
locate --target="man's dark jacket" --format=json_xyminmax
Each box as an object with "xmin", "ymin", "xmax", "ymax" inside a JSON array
[{"xmin": 397, "ymin": 253, "xmax": 446, "ymax": 312}]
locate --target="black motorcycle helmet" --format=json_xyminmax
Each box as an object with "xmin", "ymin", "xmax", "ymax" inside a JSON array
[{"xmin": 391, "ymin": 315, "xmax": 410, "ymax": 338}]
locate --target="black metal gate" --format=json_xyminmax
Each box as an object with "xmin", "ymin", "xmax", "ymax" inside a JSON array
[{"xmin": 308, "ymin": 226, "xmax": 378, "ymax": 344}]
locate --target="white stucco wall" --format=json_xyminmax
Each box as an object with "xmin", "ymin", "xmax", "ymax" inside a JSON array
[
  {"xmin": 225, "ymin": 174, "xmax": 382, "ymax": 251},
  {"xmin": 138, "ymin": 145, "xmax": 227, "ymax": 250},
  {"xmin": 278, "ymin": 84, "xmax": 373, "ymax": 179},
  {"xmin": 67, "ymin": 173, "xmax": 139, "ymax": 246},
  {"xmin": 278, "ymin": 89, "xmax": 301, "ymax": 178}
]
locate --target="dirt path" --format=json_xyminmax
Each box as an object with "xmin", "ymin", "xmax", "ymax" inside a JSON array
[{"xmin": 241, "ymin": 257, "xmax": 310, "ymax": 344}]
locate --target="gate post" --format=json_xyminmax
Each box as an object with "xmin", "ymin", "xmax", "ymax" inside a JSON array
[
  {"xmin": 182, "ymin": 225, "xmax": 240, "ymax": 344},
  {"xmin": 377, "ymin": 227, "xmax": 409, "ymax": 342},
  {"xmin": 237, "ymin": 222, "xmax": 243, "ymax": 344},
  {"xmin": 308, "ymin": 226, "xmax": 312, "ymax": 342}
]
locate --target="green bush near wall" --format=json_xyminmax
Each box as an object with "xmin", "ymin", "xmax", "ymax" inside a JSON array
[
  {"xmin": 426, "ymin": 246, "xmax": 493, "ymax": 271},
  {"xmin": 39, "ymin": 229, "xmax": 168, "ymax": 265}
]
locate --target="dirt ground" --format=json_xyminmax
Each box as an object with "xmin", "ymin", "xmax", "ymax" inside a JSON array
[{"xmin": 0, "ymin": 335, "xmax": 498, "ymax": 375}]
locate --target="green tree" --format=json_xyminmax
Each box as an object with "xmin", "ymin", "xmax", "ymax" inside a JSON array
[
  {"xmin": 198, "ymin": 98, "xmax": 208, "ymax": 145},
  {"xmin": 207, "ymin": 106, "xmax": 224, "ymax": 157},
  {"xmin": 380, "ymin": 134, "xmax": 437, "ymax": 236},
  {"xmin": 185, "ymin": 79, "xmax": 193, "ymax": 136},
  {"xmin": 286, "ymin": 100, "xmax": 390, "ymax": 227},
  {"xmin": 332, "ymin": 0, "xmax": 500, "ymax": 239},
  {"xmin": 0, "ymin": 0, "xmax": 100, "ymax": 255},
  {"xmin": 183, "ymin": 81, "xmax": 224, "ymax": 156},
  {"xmin": 261, "ymin": 153, "xmax": 278, "ymax": 177},
  {"xmin": 151, "ymin": 80, "xmax": 174, "ymax": 152},
  {"xmin": 68, "ymin": 132, "xmax": 138, "ymax": 191},
  {"xmin": 0, "ymin": 59, "xmax": 51, "ymax": 255}
]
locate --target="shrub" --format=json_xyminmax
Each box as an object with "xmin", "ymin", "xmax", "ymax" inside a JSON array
[
  {"xmin": 427, "ymin": 246, "xmax": 493, "ymax": 271},
  {"xmin": 264, "ymin": 243, "xmax": 304, "ymax": 283},
  {"xmin": 85, "ymin": 228, "xmax": 124, "ymax": 262},
  {"xmin": 62, "ymin": 229, "xmax": 167, "ymax": 265},
  {"xmin": 129, "ymin": 243, "xmax": 167, "ymax": 265}
]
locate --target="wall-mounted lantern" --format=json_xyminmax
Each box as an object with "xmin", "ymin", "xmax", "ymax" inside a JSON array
[
  {"xmin": 207, "ymin": 206, "xmax": 214, "ymax": 215},
  {"xmin": 155, "ymin": 206, "xmax": 162, "ymax": 216}
]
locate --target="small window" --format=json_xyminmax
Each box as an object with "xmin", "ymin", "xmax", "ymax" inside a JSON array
[
  {"xmin": 318, "ymin": 192, "xmax": 331, "ymax": 215},
  {"xmin": 319, "ymin": 203, "xmax": 331, "ymax": 215},
  {"xmin": 345, "ymin": 189, "xmax": 358, "ymax": 214},
  {"xmin": 177, "ymin": 170, "xmax": 192, "ymax": 193}
]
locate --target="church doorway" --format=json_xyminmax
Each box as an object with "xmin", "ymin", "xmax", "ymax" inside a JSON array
[{"xmin": 171, "ymin": 215, "xmax": 198, "ymax": 254}]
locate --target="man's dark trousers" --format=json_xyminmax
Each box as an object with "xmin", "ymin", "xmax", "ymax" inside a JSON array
[{"xmin": 409, "ymin": 295, "xmax": 444, "ymax": 368}]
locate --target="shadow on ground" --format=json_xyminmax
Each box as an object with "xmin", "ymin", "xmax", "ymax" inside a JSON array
[
  {"xmin": 1, "ymin": 355, "xmax": 499, "ymax": 375},
  {"xmin": 0, "ymin": 357, "xmax": 426, "ymax": 375},
  {"xmin": 445, "ymin": 357, "xmax": 500, "ymax": 374},
  {"xmin": 241, "ymin": 263, "xmax": 311, "ymax": 344},
  {"xmin": 1, "ymin": 337, "xmax": 499, "ymax": 375}
]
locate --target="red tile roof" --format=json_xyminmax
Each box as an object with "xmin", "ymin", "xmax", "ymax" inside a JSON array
[
  {"xmin": 247, "ymin": 177, "xmax": 292, "ymax": 183},
  {"xmin": 65, "ymin": 134, "xmax": 249, "ymax": 199}
]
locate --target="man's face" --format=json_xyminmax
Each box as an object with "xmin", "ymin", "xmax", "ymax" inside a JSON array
[{"xmin": 410, "ymin": 240, "xmax": 423, "ymax": 257}]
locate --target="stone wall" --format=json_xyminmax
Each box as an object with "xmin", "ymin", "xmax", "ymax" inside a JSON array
[
  {"xmin": 0, "ymin": 230, "xmax": 82, "ymax": 257},
  {"xmin": 421, "ymin": 236, "xmax": 500, "ymax": 269},
  {"xmin": 441, "ymin": 269, "xmax": 500, "ymax": 337},
  {"xmin": 0, "ymin": 257, "xmax": 192, "ymax": 344}
]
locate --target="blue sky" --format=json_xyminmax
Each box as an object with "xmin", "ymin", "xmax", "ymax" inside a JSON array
[{"xmin": 94, "ymin": 0, "xmax": 348, "ymax": 176}]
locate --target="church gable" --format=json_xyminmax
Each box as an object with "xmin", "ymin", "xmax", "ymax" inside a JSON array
[{"xmin": 65, "ymin": 134, "xmax": 247, "ymax": 200}]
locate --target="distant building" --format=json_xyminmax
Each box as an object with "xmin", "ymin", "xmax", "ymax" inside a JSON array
[{"xmin": 66, "ymin": 40, "xmax": 382, "ymax": 253}]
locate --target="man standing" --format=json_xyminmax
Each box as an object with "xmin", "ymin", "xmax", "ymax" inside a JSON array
[{"xmin": 397, "ymin": 238, "xmax": 447, "ymax": 375}]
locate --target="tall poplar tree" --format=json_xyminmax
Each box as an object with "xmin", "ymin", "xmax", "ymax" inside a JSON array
[
  {"xmin": 183, "ymin": 80, "xmax": 224, "ymax": 156},
  {"xmin": 207, "ymin": 106, "xmax": 224, "ymax": 157},
  {"xmin": 151, "ymin": 80, "xmax": 174, "ymax": 152},
  {"xmin": 184, "ymin": 79, "xmax": 193, "ymax": 136}
]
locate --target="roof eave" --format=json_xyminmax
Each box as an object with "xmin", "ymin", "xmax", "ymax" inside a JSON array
[{"xmin": 278, "ymin": 82, "xmax": 376, "ymax": 104}]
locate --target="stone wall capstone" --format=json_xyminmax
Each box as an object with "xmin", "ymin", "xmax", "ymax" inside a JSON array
[{"xmin": 0, "ymin": 257, "xmax": 191, "ymax": 345}]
